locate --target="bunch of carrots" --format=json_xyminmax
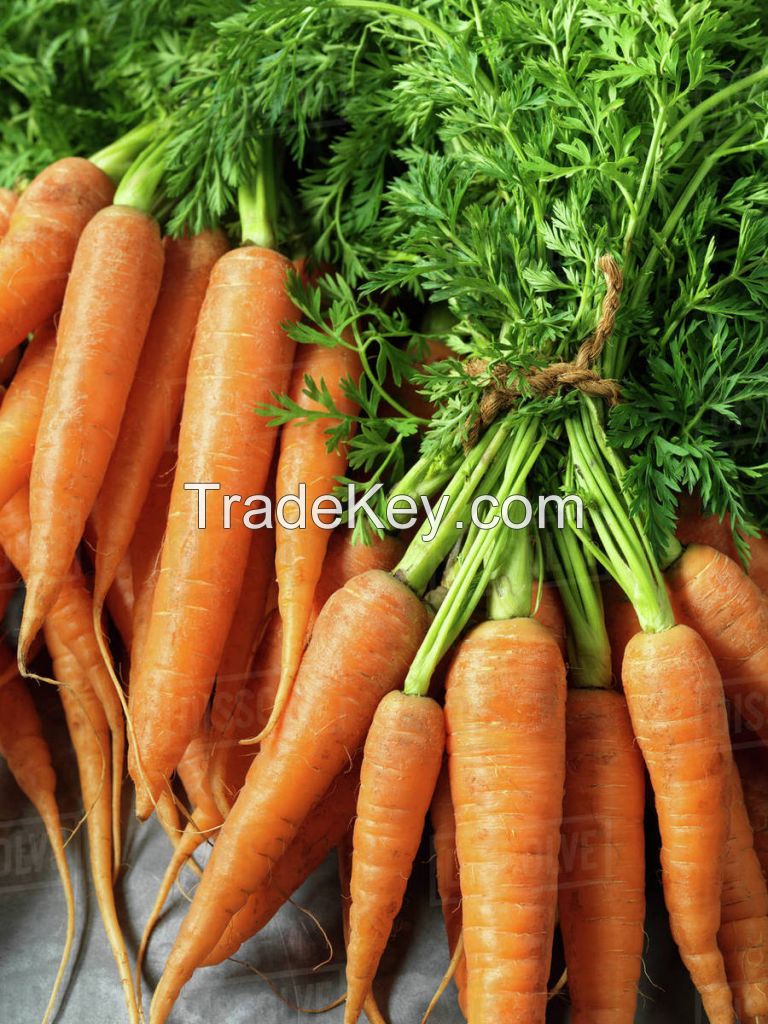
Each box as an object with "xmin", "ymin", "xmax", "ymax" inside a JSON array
[{"xmin": 2, "ymin": 3, "xmax": 768, "ymax": 1024}]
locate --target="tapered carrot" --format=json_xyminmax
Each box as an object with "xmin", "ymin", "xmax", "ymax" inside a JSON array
[
  {"xmin": 19, "ymin": 203, "xmax": 164, "ymax": 661},
  {"xmin": 266, "ymin": 341, "xmax": 361, "ymax": 742},
  {"xmin": 204, "ymin": 760, "xmax": 362, "ymax": 967},
  {"xmin": 719, "ymin": 764, "xmax": 768, "ymax": 1020},
  {"xmin": 91, "ymin": 230, "xmax": 228, "ymax": 615},
  {"xmin": 622, "ymin": 625, "xmax": 734, "ymax": 1024},
  {"xmin": 0, "ymin": 158, "xmax": 114, "ymax": 358},
  {"xmin": 667, "ymin": 544, "xmax": 768, "ymax": 744},
  {"xmin": 51, "ymin": 640, "xmax": 139, "ymax": 1024},
  {"xmin": 0, "ymin": 674, "xmax": 75, "ymax": 1024},
  {"xmin": 430, "ymin": 763, "xmax": 466, "ymax": 1012},
  {"xmin": 558, "ymin": 689, "xmax": 646, "ymax": 1024},
  {"xmin": 0, "ymin": 321, "xmax": 56, "ymax": 511},
  {"xmin": 445, "ymin": 617, "xmax": 566, "ymax": 1022},
  {"xmin": 345, "ymin": 692, "xmax": 445, "ymax": 1024},
  {"xmin": 150, "ymin": 570, "xmax": 429, "ymax": 1022},
  {"xmin": 129, "ymin": 246, "xmax": 299, "ymax": 817},
  {"xmin": 0, "ymin": 188, "xmax": 17, "ymax": 237}
]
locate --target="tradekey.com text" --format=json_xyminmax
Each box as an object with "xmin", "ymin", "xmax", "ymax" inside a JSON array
[{"xmin": 184, "ymin": 482, "xmax": 583, "ymax": 543}]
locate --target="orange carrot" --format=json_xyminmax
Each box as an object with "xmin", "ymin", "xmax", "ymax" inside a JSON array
[
  {"xmin": 129, "ymin": 246, "xmax": 298, "ymax": 816},
  {"xmin": 558, "ymin": 689, "xmax": 645, "ymax": 1024},
  {"xmin": 345, "ymin": 692, "xmax": 444, "ymax": 1024},
  {"xmin": 445, "ymin": 617, "xmax": 567, "ymax": 1021},
  {"xmin": 430, "ymin": 763, "xmax": 467, "ymax": 1012},
  {"xmin": 150, "ymin": 570, "xmax": 429, "ymax": 1022},
  {"xmin": 19, "ymin": 204, "xmax": 164, "ymax": 659},
  {"xmin": 622, "ymin": 624, "xmax": 734, "ymax": 1024},
  {"xmin": 601, "ymin": 580, "xmax": 641, "ymax": 685},
  {"xmin": 105, "ymin": 550, "xmax": 134, "ymax": 651},
  {"xmin": 719, "ymin": 763, "xmax": 768, "ymax": 1020},
  {"xmin": 311, "ymin": 531, "xmax": 406, "ymax": 616},
  {"xmin": 0, "ymin": 674, "xmax": 75, "ymax": 1024},
  {"xmin": 667, "ymin": 544, "xmax": 768, "ymax": 745},
  {"xmin": 677, "ymin": 495, "xmax": 768, "ymax": 594},
  {"xmin": 532, "ymin": 580, "xmax": 567, "ymax": 654},
  {"xmin": 0, "ymin": 158, "xmax": 114, "ymax": 358},
  {"xmin": 0, "ymin": 321, "xmax": 56, "ymax": 511},
  {"xmin": 735, "ymin": 744, "xmax": 768, "ymax": 884},
  {"xmin": 204, "ymin": 760, "xmax": 362, "ymax": 967},
  {"xmin": 0, "ymin": 187, "xmax": 17, "ymax": 237},
  {"xmin": 91, "ymin": 230, "xmax": 228, "ymax": 612},
  {"xmin": 268, "ymin": 341, "xmax": 361, "ymax": 741}
]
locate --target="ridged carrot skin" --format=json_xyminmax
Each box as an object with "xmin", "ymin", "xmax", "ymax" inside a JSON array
[
  {"xmin": 203, "ymin": 761, "xmax": 362, "ymax": 967},
  {"xmin": 558, "ymin": 688, "xmax": 645, "ymax": 1024},
  {"xmin": 271, "ymin": 341, "xmax": 361, "ymax": 738},
  {"xmin": 736, "ymin": 745, "xmax": 768, "ymax": 884},
  {"xmin": 0, "ymin": 322, "xmax": 56, "ymax": 511},
  {"xmin": 445, "ymin": 617, "xmax": 567, "ymax": 1023},
  {"xmin": 150, "ymin": 570, "xmax": 429, "ymax": 1023},
  {"xmin": 91, "ymin": 230, "xmax": 228, "ymax": 607},
  {"xmin": 0, "ymin": 158, "xmax": 114, "ymax": 357},
  {"xmin": 0, "ymin": 188, "xmax": 17, "ymax": 236},
  {"xmin": 668, "ymin": 544, "xmax": 768, "ymax": 744},
  {"xmin": 532, "ymin": 580, "xmax": 566, "ymax": 654},
  {"xmin": 719, "ymin": 764, "xmax": 768, "ymax": 1021},
  {"xmin": 130, "ymin": 247, "xmax": 298, "ymax": 816},
  {"xmin": 677, "ymin": 496, "xmax": 768, "ymax": 595},
  {"xmin": 21, "ymin": 205, "xmax": 164, "ymax": 657},
  {"xmin": 622, "ymin": 624, "xmax": 734, "ymax": 1024},
  {"xmin": 430, "ymin": 763, "xmax": 467, "ymax": 1012},
  {"xmin": 345, "ymin": 692, "xmax": 445, "ymax": 1024}
]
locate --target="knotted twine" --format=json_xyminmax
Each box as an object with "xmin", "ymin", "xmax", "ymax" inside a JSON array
[{"xmin": 462, "ymin": 254, "xmax": 623, "ymax": 451}]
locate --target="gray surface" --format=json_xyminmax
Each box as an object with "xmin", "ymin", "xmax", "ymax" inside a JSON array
[{"xmin": 1, "ymin": 687, "xmax": 706, "ymax": 1023}]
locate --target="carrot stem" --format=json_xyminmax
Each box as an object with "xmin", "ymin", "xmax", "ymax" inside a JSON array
[
  {"xmin": 238, "ymin": 140, "xmax": 276, "ymax": 248},
  {"xmin": 487, "ymin": 494, "xmax": 531, "ymax": 621},
  {"xmin": 113, "ymin": 142, "xmax": 167, "ymax": 212},
  {"xmin": 90, "ymin": 122, "xmax": 159, "ymax": 182}
]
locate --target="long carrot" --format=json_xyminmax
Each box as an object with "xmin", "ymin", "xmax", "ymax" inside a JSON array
[
  {"xmin": 667, "ymin": 544, "xmax": 768, "ymax": 744},
  {"xmin": 19, "ymin": 202, "xmax": 164, "ymax": 660},
  {"xmin": 430, "ymin": 763, "xmax": 466, "ymax": 1013},
  {"xmin": 203, "ymin": 760, "xmax": 362, "ymax": 967},
  {"xmin": 0, "ymin": 674, "xmax": 75, "ymax": 1024},
  {"xmin": 0, "ymin": 187, "xmax": 17, "ymax": 237},
  {"xmin": 266, "ymin": 340, "xmax": 361, "ymax": 741},
  {"xmin": 719, "ymin": 763, "xmax": 768, "ymax": 1021},
  {"xmin": 622, "ymin": 625, "xmax": 734, "ymax": 1024},
  {"xmin": 736, "ymin": 745, "xmax": 768, "ymax": 884},
  {"xmin": 0, "ymin": 158, "xmax": 114, "ymax": 358},
  {"xmin": 150, "ymin": 569, "xmax": 429, "ymax": 1022},
  {"xmin": 91, "ymin": 230, "xmax": 228, "ymax": 615},
  {"xmin": 558, "ymin": 689, "xmax": 646, "ymax": 1024},
  {"xmin": 445, "ymin": 617, "xmax": 567, "ymax": 1021},
  {"xmin": 0, "ymin": 321, "xmax": 56, "ymax": 511},
  {"xmin": 129, "ymin": 245, "xmax": 298, "ymax": 817},
  {"xmin": 345, "ymin": 691, "xmax": 445, "ymax": 1024}
]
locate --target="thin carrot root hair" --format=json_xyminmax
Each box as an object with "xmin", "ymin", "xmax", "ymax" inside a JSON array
[
  {"xmin": 232, "ymin": 959, "xmax": 346, "ymax": 1015},
  {"xmin": 41, "ymin": 819, "xmax": 76, "ymax": 1024},
  {"xmin": 548, "ymin": 968, "xmax": 568, "ymax": 1000},
  {"xmin": 421, "ymin": 932, "xmax": 464, "ymax": 1024}
]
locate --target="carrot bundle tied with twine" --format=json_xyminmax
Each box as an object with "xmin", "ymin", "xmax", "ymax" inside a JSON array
[{"xmin": 463, "ymin": 254, "xmax": 623, "ymax": 450}]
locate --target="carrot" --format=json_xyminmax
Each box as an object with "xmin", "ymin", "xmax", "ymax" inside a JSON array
[
  {"xmin": 677, "ymin": 495, "xmax": 768, "ymax": 594},
  {"xmin": 345, "ymin": 691, "xmax": 445, "ymax": 1024},
  {"xmin": 429, "ymin": 763, "xmax": 467, "ymax": 1012},
  {"xmin": 667, "ymin": 544, "xmax": 768, "ymax": 745},
  {"xmin": 203, "ymin": 760, "xmax": 362, "ymax": 967},
  {"xmin": 622, "ymin": 624, "xmax": 734, "ymax": 1024},
  {"xmin": 150, "ymin": 569, "xmax": 429, "ymax": 1022},
  {"xmin": 601, "ymin": 580, "xmax": 641, "ymax": 684},
  {"xmin": 105, "ymin": 549, "xmax": 134, "ymax": 651},
  {"xmin": 50, "ymin": 640, "xmax": 139, "ymax": 1024},
  {"xmin": 719, "ymin": 763, "xmax": 768, "ymax": 1021},
  {"xmin": 267, "ymin": 341, "xmax": 361, "ymax": 741},
  {"xmin": 0, "ymin": 321, "xmax": 56, "ymax": 511},
  {"xmin": 91, "ymin": 230, "xmax": 228, "ymax": 614},
  {"xmin": 735, "ymin": 745, "xmax": 768, "ymax": 886},
  {"xmin": 0, "ymin": 158, "xmax": 114, "ymax": 358},
  {"xmin": 445, "ymin": 617, "xmax": 566, "ymax": 1022},
  {"xmin": 19, "ymin": 203, "xmax": 164, "ymax": 661},
  {"xmin": 0, "ymin": 674, "xmax": 75, "ymax": 1024},
  {"xmin": 129, "ymin": 246, "xmax": 298, "ymax": 817},
  {"xmin": 531, "ymin": 580, "xmax": 566, "ymax": 654},
  {"xmin": 0, "ymin": 187, "xmax": 17, "ymax": 237},
  {"xmin": 311, "ymin": 531, "xmax": 405, "ymax": 614},
  {"xmin": 558, "ymin": 688, "xmax": 645, "ymax": 1024}
]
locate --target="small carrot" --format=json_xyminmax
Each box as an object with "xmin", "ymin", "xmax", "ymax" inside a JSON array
[
  {"xmin": 0, "ymin": 187, "xmax": 17, "ymax": 237},
  {"xmin": 667, "ymin": 544, "xmax": 768, "ymax": 744},
  {"xmin": 429, "ymin": 763, "xmax": 466, "ymax": 1012},
  {"xmin": 150, "ymin": 570, "xmax": 429, "ymax": 1022},
  {"xmin": 0, "ymin": 674, "xmax": 75, "ymax": 1024},
  {"xmin": 203, "ymin": 760, "xmax": 362, "ymax": 967},
  {"xmin": 345, "ymin": 691, "xmax": 445, "ymax": 1024},
  {"xmin": 19, "ymin": 200, "xmax": 165, "ymax": 661},
  {"xmin": 558, "ymin": 689, "xmax": 646, "ymax": 1024},
  {"xmin": 0, "ymin": 158, "xmax": 114, "ymax": 358},
  {"xmin": 267, "ymin": 340, "xmax": 361, "ymax": 741},
  {"xmin": 719, "ymin": 763, "xmax": 768, "ymax": 1021},
  {"xmin": 91, "ymin": 230, "xmax": 228, "ymax": 615},
  {"xmin": 0, "ymin": 321, "xmax": 56, "ymax": 512},
  {"xmin": 129, "ymin": 244, "xmax": 299, "ymax": 817}
]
